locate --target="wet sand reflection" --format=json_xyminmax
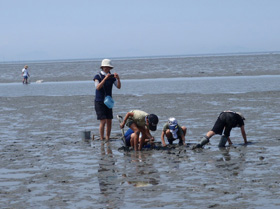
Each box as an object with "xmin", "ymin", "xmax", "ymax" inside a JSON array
[
  {"xmin": 122, "ymin": 151, "xmax": 160, "ymax": 188},
  {"xmin": 97, "ymin": 142, "xmax": 124, "ymax": 208}
]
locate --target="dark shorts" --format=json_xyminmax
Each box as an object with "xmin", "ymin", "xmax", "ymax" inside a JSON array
[
  {"xmin": 94, "ymin": 101, "xmax": 113, "ymax": 120},
  {"xmin": 211, "ymin": 117, "xmax": 225, "ymax": 135},
  {"xmin": 23, "ymin": 76, "xmax": 28, "ymax": 79}
]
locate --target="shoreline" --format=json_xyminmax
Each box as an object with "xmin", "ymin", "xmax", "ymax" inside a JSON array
[
  {"xmin": 1, "ymin": 71, "xmax": 280, "ymax": 84},
  {"xmin": 1, "ymin": 73, "xmax": 280, "ymax": 83}
]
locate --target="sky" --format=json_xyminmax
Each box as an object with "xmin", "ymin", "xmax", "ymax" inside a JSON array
[{"xmin": 1, "ymin": 0, "xmax": 280, "ymax": 62}]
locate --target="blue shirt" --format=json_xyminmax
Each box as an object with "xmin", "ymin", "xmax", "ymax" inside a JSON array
[
  {"xmin": 93, "ymin": 73, "xmax": 116, "ymax": 102},
  {"xmin": 124, "ymin": 128, "xmax": 134, "ymax": 138}
]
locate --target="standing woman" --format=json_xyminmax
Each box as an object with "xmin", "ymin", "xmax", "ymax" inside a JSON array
[{"xmin": 93, "ymin": 59, "xmax": 121, "ymax": 140}]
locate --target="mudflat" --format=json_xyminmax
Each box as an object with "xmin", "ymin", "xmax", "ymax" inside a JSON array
[
  {"xmin": 1, "ymin": 90, "xmax": 280, "ymax": 208},
  {"xmin": 1, "ymin": 54, "xmax": 280, "ymax": 208}
]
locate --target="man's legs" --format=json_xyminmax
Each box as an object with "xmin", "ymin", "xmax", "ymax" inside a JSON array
[
  {"xmin": 206, "ymin": 130, "xmax": 215, "ymax": 139},
  {"xmin": 130, "ymin": 133, "xmax": 138, "ymax": 151},
  {"xmin": 192, "ymin": 130, "xmax": 216, "ymax": 149},
  {"xmin": 129, "ymin": 123, "xmax": 141, "ymax": 151},
  {"xmin": 138, "ymin": 126, "xmax": 150, "ymax": 150},
  {"xmin": 218, "ymin": 135, "xmax": 228, "ymax": 147}
]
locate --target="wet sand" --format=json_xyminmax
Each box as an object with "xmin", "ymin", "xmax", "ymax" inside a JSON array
[{"xmin": 1, "ymin": 89, "xmax": 280, "ymax": 208}]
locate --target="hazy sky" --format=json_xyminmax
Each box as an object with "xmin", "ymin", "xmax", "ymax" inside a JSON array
[{"xmin": 1, "ymin": 0, "xmax": 280, "ymax": 61}]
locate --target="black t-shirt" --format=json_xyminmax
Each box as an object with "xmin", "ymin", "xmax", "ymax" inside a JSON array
[{"xmin": 219, "ymin": 111, "xmax": 244, "ymax": 136}]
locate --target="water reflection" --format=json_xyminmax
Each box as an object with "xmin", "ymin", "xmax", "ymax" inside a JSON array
[
  {"xmin": 218, "ymin": 147, "xmax": 232, "ymax": 161},
  {"xmin": 97, "ymin": 142, "xmax": 124, "ymax": 208},
  {"xmin": 122, "ymin": 151, "xmax": 160, "ymax": 188},
  {"xmin": 214, "ymin": 147, "xmax": 247, "ymax": 177}
]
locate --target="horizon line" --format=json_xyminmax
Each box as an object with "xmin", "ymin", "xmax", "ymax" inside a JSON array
[{"xmin": 1, "ymin": 50, "xmax": 279, "ymax": 64}]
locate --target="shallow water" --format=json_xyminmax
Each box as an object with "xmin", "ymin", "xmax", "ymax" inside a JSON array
[
  {"xmin": 1, "ymin": 75, "xmax": 280, "ymax": 97},
  {"xmin": 1, "ymin": 53, "xmax": 280, "ymax": 83},
  {"xmin": 1, "ymin": 54, "xmax": 280, "ymax": 208}
]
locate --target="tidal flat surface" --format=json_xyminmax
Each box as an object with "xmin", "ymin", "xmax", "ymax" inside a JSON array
[
  {"xmin": 1, "ymin": 54, "xmax": 280, "ymax": 208},
  {"xmin": 1, "ymin": 91, "xmax": 280, "ymax": 209}
]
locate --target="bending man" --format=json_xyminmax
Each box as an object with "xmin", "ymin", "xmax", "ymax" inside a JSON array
[
  {"xmin": 120, "ymin": 110, "xmax": 158, "ymax": 151},
  {"xmin": 193, "ymin": 111, "xmax": 247, "ymax": 149}
]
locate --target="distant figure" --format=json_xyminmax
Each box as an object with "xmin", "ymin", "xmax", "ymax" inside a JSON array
[
  {"xmin": 161, "ymin": 117, "xmax": 187, "ymax": 147},
  {"xmin": 93, "ymin": 59, "xmax": 121, "ymax": 141},
  {"xmin": 22, "ymin": 65, "xmax": 30, "ymax": 84},
  {"xmin": 120, "ymin": 110, "xmax": 158, "ymax": 151},
  {"xmin": 193, "ymin": 111, "xmax": 248, "ymax": 149}
]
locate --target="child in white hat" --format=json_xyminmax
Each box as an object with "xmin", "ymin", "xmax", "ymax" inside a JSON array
[{"xmin": 161, "ymin": 117, "xmax": 187, "ymax": 147}]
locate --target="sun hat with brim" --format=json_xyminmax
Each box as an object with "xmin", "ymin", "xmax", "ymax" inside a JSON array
[
  {"xmin": 148, "ymin": 114, "xmax": 158, "ymax": 131},
  {"xmin": 100, "ymin": 59, "xmax": 114, "ymax": 69}
]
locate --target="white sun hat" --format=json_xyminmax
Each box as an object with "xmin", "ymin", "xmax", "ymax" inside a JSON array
[{"xmin": 100, "ymin": 59, "xmax": 114, "ymax": 68}]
